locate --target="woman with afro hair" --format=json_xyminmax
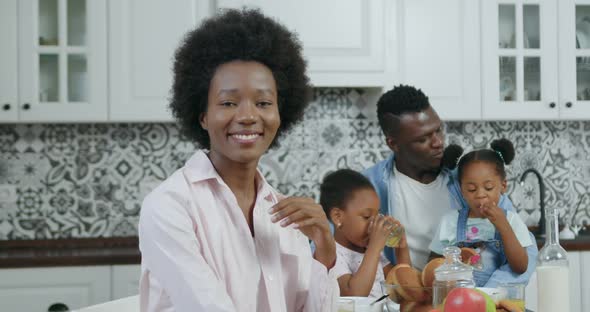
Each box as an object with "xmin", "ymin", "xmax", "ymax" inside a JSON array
[{"xmin": 138, "ymin": 9, "xmax": 339, "ymax": 312}]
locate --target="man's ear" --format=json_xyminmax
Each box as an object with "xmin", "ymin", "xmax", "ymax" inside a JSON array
[
  {"xmin": 386, "ymin": 136, "xmax": 399, "ymax": 154},
  {"xmin": 199, "ymin": 112, "xmax": 208, "ymax": 130}
]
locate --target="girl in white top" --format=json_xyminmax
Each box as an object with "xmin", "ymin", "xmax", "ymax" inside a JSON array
[
  {"xmin": 139, "ymin": 9, "xmax": 339, "ymax": 312},
  {"xmin": 319, "ymin": 169, "xmax": 410, "ymax": 298}
]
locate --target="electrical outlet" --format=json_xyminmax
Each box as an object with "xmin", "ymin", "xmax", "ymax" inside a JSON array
[{"xmin": 0, "ymin": 184, "xmax": 17, "ymax": 203}]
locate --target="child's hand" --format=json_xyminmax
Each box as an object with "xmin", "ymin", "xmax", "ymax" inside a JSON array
[
  {"xmin": 366, "ymin": 214, "xmax": 391, "ymax": 251},
  {"xmin": 479, "ymin": 202, "xmax": 507, "ymax": 226}
]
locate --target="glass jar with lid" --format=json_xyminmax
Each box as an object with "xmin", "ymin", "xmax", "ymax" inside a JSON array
[{"xmin": 432, "ymin": 246, "xmax": 476, "ymax": 308}]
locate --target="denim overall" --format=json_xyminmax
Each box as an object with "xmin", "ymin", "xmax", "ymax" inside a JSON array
[{"xmin": 455, "ymin": 207, "xmax": 508, "ymax": 287}]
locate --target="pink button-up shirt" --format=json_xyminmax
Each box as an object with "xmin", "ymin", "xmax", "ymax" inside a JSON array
[{"xmin": 139, "ymin": 150, "xmax": 339, "ymax": 312}]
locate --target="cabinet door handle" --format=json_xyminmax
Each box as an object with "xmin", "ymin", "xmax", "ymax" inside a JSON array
[
  {"xmin": 2, "ymin": 103, "xmax": 10, "ymax": 111},
  {"xmin": 47, "ymin": 302, "xmax": 69, "ymax": 312},
  {"xmin": 549, "ymin": 102, "xmax": 556, "ymax": 108},
  {"xmin": 566, "ymin": 102, "xmax": 573, "ymax": 108},
  {"xmin": 22, "ymin": 103, "xmax": 31, "ymax": 110}
]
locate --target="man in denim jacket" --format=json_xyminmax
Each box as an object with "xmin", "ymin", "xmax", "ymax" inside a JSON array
[{"xmin": 362, "ymin": 85, "xmax": 537, "ymax": 286}]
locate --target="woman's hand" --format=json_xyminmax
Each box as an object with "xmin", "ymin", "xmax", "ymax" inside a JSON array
[{"xmin": 269, "ymin": 197, "xmax": 336, "ymax": 269}]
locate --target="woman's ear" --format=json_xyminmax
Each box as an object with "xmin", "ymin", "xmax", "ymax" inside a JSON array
[
  {"xmin": 501, "ymin": 179, "xmax": 508, "ymax": 194},
  {"xmin": 330, "ymin": 208, "xmax": 344, "ymax": 228},
  {"xmin": 199, "ymin": 112, "xmax": 208, "ymax": 130}
]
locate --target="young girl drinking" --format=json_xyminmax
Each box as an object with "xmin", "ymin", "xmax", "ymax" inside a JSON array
[
  {"xmin": 320, "ymin": 169, "xmax": 410, "ymax": 298},
  {"xmin": 429, "ymin": 138, "xmax": 534, "ymax": 287}
]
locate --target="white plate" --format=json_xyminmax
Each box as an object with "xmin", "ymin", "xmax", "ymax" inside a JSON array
[{"xmin": 338, "ymin": 296, "xmax": 386, "ymax": 312}]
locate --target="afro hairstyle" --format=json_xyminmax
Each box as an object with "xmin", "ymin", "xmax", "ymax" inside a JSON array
[{"xmin": 169, "ymin": 8, "xmax": 312, "ymax": 149}]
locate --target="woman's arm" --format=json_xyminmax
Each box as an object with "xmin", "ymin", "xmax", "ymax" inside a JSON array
[
  {"xmin": 270, "ymin": 196, "xmax": 339, "ymax": 311},
  {"xmin": 140, "ymin": 193, "xmax": 236, "ymax": 312}
]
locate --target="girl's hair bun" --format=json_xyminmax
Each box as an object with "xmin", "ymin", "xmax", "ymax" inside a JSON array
[
  {"xmin": 490, "ymin": 138, "xmax": 515, "ymax": 165},
  {"xmin": 441, "ymin": 144, "xmax": 463, "ymax": 170}
]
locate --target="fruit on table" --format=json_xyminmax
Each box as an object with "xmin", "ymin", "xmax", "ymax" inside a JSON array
[
  {"xmin": 443, "ymin": 287, "xmax": 496, "ymax": 312},
  {"xmin": 460, "ymin": 247, "xmax": 477, "ymax": 264}
]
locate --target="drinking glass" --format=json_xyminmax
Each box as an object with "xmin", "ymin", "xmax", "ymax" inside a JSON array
[{"xmin": 498, "ymin": 282, "xmax": 526, "ymax": 311}]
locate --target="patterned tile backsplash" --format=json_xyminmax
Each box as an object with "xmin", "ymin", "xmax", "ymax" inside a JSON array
[{"xmin": 0, "ymin": 88, "xmax": 589, "ymax": 239}]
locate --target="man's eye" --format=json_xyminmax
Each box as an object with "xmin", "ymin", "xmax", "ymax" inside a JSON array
[
  {"xmin": 257, "ymin": 101, "xmax": 272, "ymax": 107},
  {"xmin": 221, "ymin": 101, "xmax": 235, "ymax": 106}
]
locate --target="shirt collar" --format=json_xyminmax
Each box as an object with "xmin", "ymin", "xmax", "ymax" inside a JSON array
[{"xmin": 183, "ymin": 150, "xmax": 277, "ymax": 203}]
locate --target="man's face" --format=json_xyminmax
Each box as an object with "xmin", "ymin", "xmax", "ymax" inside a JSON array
[{"xmin": 387, "ymin": 106, "xmax": 445, "ymax": 171}]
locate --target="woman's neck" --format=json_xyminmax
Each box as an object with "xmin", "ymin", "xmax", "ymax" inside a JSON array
[{"xmin": 208, "ymin": 151, "xmax": 259, "ymax": 235}]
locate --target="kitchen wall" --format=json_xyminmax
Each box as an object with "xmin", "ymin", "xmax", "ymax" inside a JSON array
[{"xmin": 0, "ymin": 88, "xmax": 589, "ymax": 240}]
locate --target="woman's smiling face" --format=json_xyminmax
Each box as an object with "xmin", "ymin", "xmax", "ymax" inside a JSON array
[{"xmin": 200, "ymin": 60, "xmax": 280, "ymax": 165}]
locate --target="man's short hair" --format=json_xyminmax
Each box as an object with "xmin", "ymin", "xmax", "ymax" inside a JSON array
[{"xmin": 377, "ymin": 85, "xmax": 430, "ymax": 136}]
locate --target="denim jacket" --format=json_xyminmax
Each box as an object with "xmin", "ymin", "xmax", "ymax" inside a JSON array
[{"xmin": 362, "ymin": 154, "xmax": 538, "ymax": 286}]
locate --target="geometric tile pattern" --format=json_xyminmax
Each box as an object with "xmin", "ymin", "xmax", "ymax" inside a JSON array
[{"xmin": 0, "ymin": 88, "xmax": 589, "ymax": 239}]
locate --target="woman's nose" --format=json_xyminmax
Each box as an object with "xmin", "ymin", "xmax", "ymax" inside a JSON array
[{"xmin": 236, "ymin": 101, "xmax": 257, "ymax": 123}]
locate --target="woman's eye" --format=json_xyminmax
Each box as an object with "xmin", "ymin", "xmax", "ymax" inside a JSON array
[
  {"xmin": 257, "ymin": 101, "xmax": 272, "ymax": 107},
  {"xmin": 362, "ymin": 216, "xmax": 371, "ymax": 220},
  {"xmin": 221, "ymin": 101, "xmax": 235, "ymax": 107},
  {"xmin": 485, "ymin": 187, "xmax": 494, "ymax": 191}
]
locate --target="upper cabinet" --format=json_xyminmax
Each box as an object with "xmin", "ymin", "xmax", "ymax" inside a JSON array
[
  {"xmin": 108, "ymin": 0, "xmax": 212, "ymax": 122},
  {"xmin": 0, "ymin": 0, "xmax": 18, "ymax": 122},
  {"xmin": 482, "ymin": 0, "xmax": 590, "ymax": 120},
  {"xmin": 1, "ymin": 0, "xmax": 108, "ymax": 122},
  {"xmin": 398, "ymin": 0, "xmax": 481, "ymax": 120},
  {"xmin": 558, "ymin": 0, "xmax": 590, "ymax": 119},
  {"xmin": 217, "ymin": 0, "xmax": 394, "ymax": 88}
]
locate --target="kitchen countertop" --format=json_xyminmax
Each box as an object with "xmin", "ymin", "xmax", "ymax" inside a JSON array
[
  {"xmin": 0, "ymin": 237, "xmax": 140, "ymax": 268},
  {"xmin": 0, "ymin": 235, "xmax": 589, "ymax": 269}
]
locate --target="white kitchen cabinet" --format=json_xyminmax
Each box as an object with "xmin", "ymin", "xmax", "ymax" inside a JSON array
[
  {"xmin": 4, "ymin": 0, "xmax": 108, "ymax": 122},
  {"xmin": 569, "ymin": 251, "xmax": 582, "ymax": 312},
  {"xmin": 111, "ymin": 264, "xmax": 141, "ymax": 300},
  {"xmin": 581, "ymin": 251, "xmax": 590, "ymax": 311},
  {"xmin": 108, "ymin": 0, "xmax": 213, "ymax": 122},
  {"xmin": 0, "ymin": 266, "xmax": 111, "ymax": 312},
  {"xmin": 0, "ymin": 0, "xmax": 19, "ymax": 122},
  {"xmin": 398, "ymin": 0, "xmax": 481, "ymax": 120},
  {"xmin": 482, "ymin": 0, "xmax": 590, "ymax": 120},
  {"xmin": 217, "ymin": 0, "xmax": 395, "ymax": 88}
]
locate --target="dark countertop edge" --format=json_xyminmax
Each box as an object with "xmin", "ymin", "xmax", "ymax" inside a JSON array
[
  {"xmin": 536, "ymin": 236, "xmax": 590, "ymax": 251},
  {"xmin": 0, "ymin": 237, "xmax": 141, "ymax": 269},
  {"xmin": 1, "ymin": 236, "xmax": 589, "ymax": 269}
]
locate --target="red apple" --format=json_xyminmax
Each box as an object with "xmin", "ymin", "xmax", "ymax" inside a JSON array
[{"xmin": 443, "ymin": 287, "xmax": 493, "ymax": 312}]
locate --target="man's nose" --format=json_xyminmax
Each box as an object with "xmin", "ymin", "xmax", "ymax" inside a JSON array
[{"xmin": 431, "ymin": 132, "xmax": 443, "ymax": 148}]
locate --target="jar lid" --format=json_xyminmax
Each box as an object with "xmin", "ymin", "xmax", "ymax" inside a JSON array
[{"xmin": 434, "ymin": 246, "xmax": 474, "ymax": 281}]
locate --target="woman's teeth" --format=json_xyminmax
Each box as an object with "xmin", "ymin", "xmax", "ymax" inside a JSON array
[{"xmin": 233, "ymin": 134, "xmax": 259, "ymax": 140}]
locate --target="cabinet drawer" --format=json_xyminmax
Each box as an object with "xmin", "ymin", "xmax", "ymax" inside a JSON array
[{"xmin": 0, "ymin": 266, "xmax": 110, "ymax": 312}]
